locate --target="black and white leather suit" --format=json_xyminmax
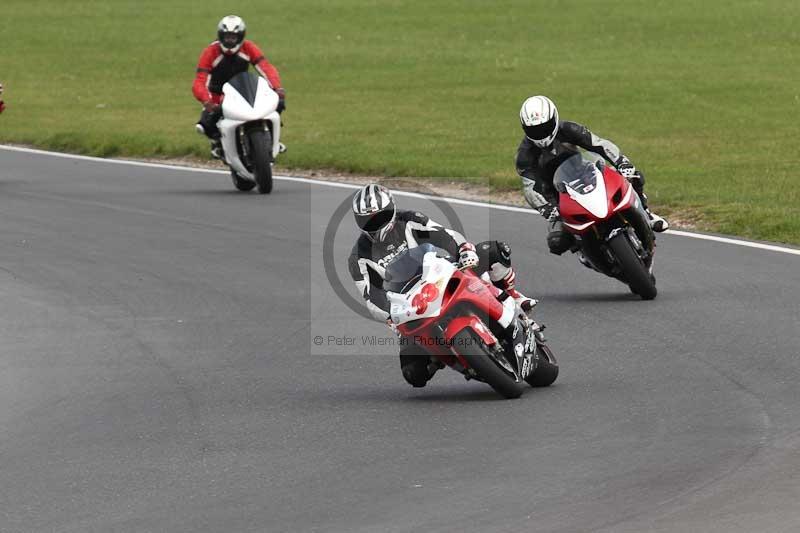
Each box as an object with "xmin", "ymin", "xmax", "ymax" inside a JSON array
[
  {"xmin": 516, "ymin": 120, "xmax": 648, "ymax": 209},
  {"xmin": 515, "ymin": 120, "xmax": 650, "ymax": 254},
  {"xmin": 348, "ymin": 210, "xmax": 515, "ymax": 322}
]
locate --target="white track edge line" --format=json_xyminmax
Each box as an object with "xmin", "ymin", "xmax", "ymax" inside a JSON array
[{"xmin": 2, "ymin": 144, "xmax": 799, "ymax": 257}]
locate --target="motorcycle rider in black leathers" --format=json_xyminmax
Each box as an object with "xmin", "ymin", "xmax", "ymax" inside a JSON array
[
  {"xmin": 516, "ymin": 95, "xmax": 669, "ymax": 255},
  {"xmin": 348, "ymin": 184, "xmax": 536, "ymax": 388}
]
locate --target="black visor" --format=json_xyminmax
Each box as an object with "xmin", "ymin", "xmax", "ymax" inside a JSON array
[
  {"xmin": 523, "ymin": 115, "xmax": 557, "ymax": 142},
  {"xmin": 220, "ymin": 32, "xmax": 242, "ymax": 48},
  {"xmin": 355, "ymin": 207, "xmax": 395, "ymax": 233}
]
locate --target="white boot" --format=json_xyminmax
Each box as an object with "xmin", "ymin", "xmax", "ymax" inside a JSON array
[{"xmin": 647, "ymin": 210, "xmax": 669, "ymax": 232}]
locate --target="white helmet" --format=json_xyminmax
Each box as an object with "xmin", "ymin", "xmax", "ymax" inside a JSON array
[
  {"xmin": 519, "ymin": 95, "xmax": 559, "ymax": 148},
  {"xmin": 352, "ymin": 184, "xmax": 396, "ymax": 242},
  {"xmin": 217, "ymin": 15, "xmax": 246, "ymax": 54}
]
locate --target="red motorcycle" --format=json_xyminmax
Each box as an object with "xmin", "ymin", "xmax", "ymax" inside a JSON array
[
  {"xmin": 384, "ymin": 243, "xmax": 558, "ymax": 399},
  {"xmin": 555, "ymin": 152, "xmax": 658, "ymax": 299}
]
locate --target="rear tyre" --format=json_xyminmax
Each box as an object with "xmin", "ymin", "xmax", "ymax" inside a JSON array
[
  {"xmin": 608, "ymin": 232, "xmax": 657, "ymax": 300},
  {"xmin": 230, "ymin": 170, "xmax": 256, "ymax": 192},
  {"xmin": 453, "ymin": 329, "xmax": 525, "ymax": 399},
  {"xmin": 247, "ymin": 129, "xmax": 273, "ymax": 194},
  {"xmin": 525, "ymin": 344, "xmax": 559, "ymax": 387}
]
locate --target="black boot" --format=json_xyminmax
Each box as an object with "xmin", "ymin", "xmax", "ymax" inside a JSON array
[{"xmin": 209, "ymin": 138, "xmax": 223, "ymax": 160}]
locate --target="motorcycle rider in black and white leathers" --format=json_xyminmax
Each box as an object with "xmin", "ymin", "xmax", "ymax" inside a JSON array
[
  {"xmin": 516, "ymin": 95, "xmax": 669, "ymax": 256},
  {"xmin": 348, "ymin": 184, "xmax": 537, "ymax": 388}
]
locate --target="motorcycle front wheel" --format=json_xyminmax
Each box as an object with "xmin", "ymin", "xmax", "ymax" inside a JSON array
[
  {"xmin": 453, "ymin": 329, "xmax": 525, "ymax": 399},
  {"xmin": 525, "ymin": 343, "xmax": 559, "ymax": 387},
  {"xmin": 608, "ymin": 232, "xmax": 657, "ymax": 300},
  {"xmin": 247, "ymin": 128, "xmax": 273, "ymax": 194}
]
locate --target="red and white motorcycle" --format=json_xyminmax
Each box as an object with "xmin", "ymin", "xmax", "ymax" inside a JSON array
[
  {"xmin": 555, "ymin": 152, "xmax": 658, "ymax": 299},
  {"xmin": 384, "ymin": 243, "xmax": 558, "ymax": 399}
]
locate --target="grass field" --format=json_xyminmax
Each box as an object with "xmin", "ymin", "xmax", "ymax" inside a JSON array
[{"xmin": 1, "ymin": 1, "xmax": 799, "ymax": 243}]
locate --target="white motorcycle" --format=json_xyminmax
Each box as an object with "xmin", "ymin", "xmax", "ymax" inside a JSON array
[{"xmin": 214, "ymin": 71, "xmax": 284, "ymax": 194}]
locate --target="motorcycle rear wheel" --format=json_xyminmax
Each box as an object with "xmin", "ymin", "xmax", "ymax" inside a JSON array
[
  {"xmin": 608, "ymin": 232, "xmax": 657, "ymax": 300},
  {"xmin": 453, "ymin": 329, "xmax": 525, "ymax": 399}
]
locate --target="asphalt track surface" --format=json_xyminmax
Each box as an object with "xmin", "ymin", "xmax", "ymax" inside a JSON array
[{"xmin": 1, "ymin": 146, "xmax": 799, "ymax": 533}]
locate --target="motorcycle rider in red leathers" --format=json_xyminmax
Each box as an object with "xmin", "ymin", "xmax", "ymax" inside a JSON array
[
  {"xmin": 348, "ymin": 184, "xmax": 538, "ymax": 388},
  {"xmin": 192, "ymin": 15, "xmax": 285, "ymax": 159}
]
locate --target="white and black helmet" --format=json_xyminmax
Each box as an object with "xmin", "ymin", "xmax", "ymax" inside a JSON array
[
  {"xmin": 520, "ymin": 95, "xmax": 560, "ymax": 148},
  {"xmin": 352, "ymin": 184, "xmax": 396, "ymax": 242},
  {"xmin": 217, "ymin": 15, "xmax": 246, "ymax": 54}
]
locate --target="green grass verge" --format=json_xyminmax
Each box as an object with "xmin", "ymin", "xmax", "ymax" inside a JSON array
[{"xmin": 2, "ymin": 0, "xmax": 799, "ymax": 243}]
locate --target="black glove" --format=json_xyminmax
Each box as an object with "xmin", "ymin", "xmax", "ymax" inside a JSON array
[
  {"xmin": 202, "ymin": 100, "xmax": 220, "ymax": 114},
  {"xmin": 539, "ymin": 203, "xmax": 559, "ymax": 221},
  {"xmin": 617, "ymin": 161, "xmax": 644, "ymax": 181},
  {"xmin": 617, "ymin": 160, "xmax": 647, "ymax": 206}
]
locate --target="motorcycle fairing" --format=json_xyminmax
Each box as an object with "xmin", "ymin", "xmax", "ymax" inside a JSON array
[
  {"xmin": 387, "ymin": 252, "xmax": 456, "ymax": 325},
  {"xmin": 444, "ymin": 316, "xmax": 499, "ymax": 347},
  {"xmin": 564, "ymin": 164, "xmax": 609, "ymax": 220},
  {"xmin": 221, "ymin": 75, "xmax": 278, "ymax": 122},
  {"xmin": 559, "ymin": 165, "xmax": 635, "ymax": 232}
]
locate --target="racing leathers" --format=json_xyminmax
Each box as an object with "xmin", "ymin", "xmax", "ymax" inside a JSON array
[
  {"xmin": 516, "ymin": 120, "xmax": 654, "ymax": 254},
  {"xmin": 348, "ymin": 210, "xmax": 533, "ymax": 387},
  {"xmin": 192, "ymin": 39, "xmax": 284, "ymax": 146}
]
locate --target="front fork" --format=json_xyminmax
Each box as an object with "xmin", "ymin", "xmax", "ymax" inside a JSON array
[
  {"xmin": 237, "ymin": 127, "xmax": 250, "ymax": 167},
  {"xmin": 503, "ymin": 314, "xmax": 543, "ymax": 381},
  {"xmin": 236, "ymin": 120, "xmax": 273, "ymax": 170},
  {"xmin": 578, "ymin": 205, "xmax": 655, "ymax": 271}
]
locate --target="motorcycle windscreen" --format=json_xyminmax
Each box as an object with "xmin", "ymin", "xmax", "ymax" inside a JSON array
[
  {"xmin": 554, "ymin": 152, "xmax": 609, "ymax": 219},
  {"xmin": 222, "ymin": 75, "xmax": 279, "ymax": 122},
  {"xmin": 383, "ymin": 243, "xmax": 451, "ymax": 293},
  {"xmin": 226, "ymin": 72, "xmax": 260, "ymax": 107},
  {"xmin": 553, "ymin": 152, "xmax": 602, "ymax": 194}
]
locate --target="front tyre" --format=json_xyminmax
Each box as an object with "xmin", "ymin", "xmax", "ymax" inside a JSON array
[
  {"xmin": 247, "ymin": 128, "xmax": 273, "ymax": 194},
  {"xmin": 608, "ymin": 232, "xmax": 657, "ymax": 300},
  {"xmin": 525, "ymin": 343, "xmax": 559, "ymax": 387},
  {"xmin": 453, "ymin": 329, "xmax": 525, "ymax": 399}
]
